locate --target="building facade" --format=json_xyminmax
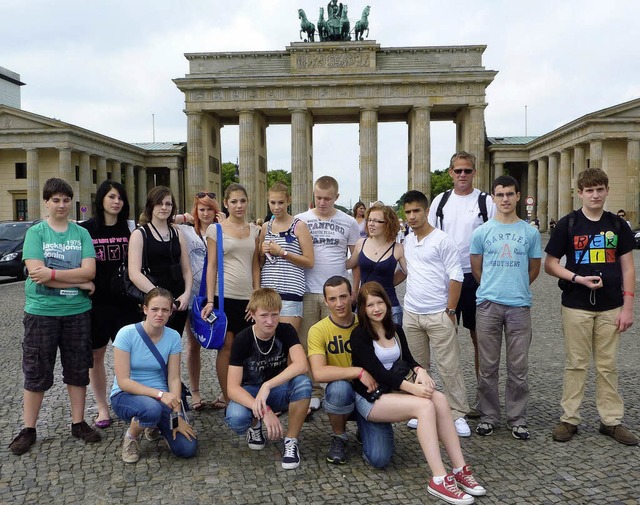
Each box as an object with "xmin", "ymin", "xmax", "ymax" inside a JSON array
[{"xmin": 487, "ymin": 98, "xmax": 640, "ymax": 231}]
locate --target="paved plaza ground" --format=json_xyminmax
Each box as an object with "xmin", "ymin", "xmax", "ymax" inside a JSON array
[{"xmin": 1, "ymin": 241, "xmax": 639, "ymax": 504}]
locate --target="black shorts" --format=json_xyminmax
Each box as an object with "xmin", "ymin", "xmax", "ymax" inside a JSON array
[
  {"xmin": 90, "ymin": 302, "xmax": 141, "ymax": 349},
  {"xmin": 456, "ymin": 273, "xmax": 479, "ymax": 331},
  {"xmin": 22, "ymin": 311, "xmax": 93, "ymax": 391},
  {"xmin": 214, "ymin": 296, "xmax": 251, "ymax": 336}
]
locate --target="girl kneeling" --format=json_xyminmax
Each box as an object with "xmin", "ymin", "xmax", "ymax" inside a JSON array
[{"xmin": 111, "ymin": 288, "xmax": 198, "ymax": 463}]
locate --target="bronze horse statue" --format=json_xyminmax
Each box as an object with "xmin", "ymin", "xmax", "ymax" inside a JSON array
[
  {"xmin": 317, "ymin": 7, "xmax": 328, "ymax": 41},
  {"xmin": 298, "ymin": 9, "xmax": 316, "ymax": 42},
  {"xmin": 340, "ymin": 5, "xmax": 350, "ymax": 40},
  {"xmin": 354, "ymin": 5, "xmax": 370, "ymax": 40}
]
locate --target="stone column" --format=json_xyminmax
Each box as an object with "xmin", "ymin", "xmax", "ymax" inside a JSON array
[
  {"xmin": 124, "ymin": 163, "xmax": 135, "ymax": 219},
  {"xmin": 186, "ymin": 111, "xmax": 205, "ymax": 201},
  {"xmin": 627, "ymin": 137, "xmax": 640, "ymax": 227},
  {"xmin": 537, "ymin": 158, "xmax": 548, "ymax": 232},
  {"xmin": 527, "ymin": 161, "xmax": 537, "ymax": 217},
  {"xmin": 558, "ymin": 149, "xmax": 572, "ymax": 217},
  {"xmin": 409, "ymin": 106, "xmax": 431, "ymax": 195},
  {"xmin": 238, "ymin": 109, "xmax": 257, "ymax": 219},
  {"xmin": 96, "ymin": 156, "xmax": 107, "ymax": 186},
  {"xmin": 58, "ymin": 147, "xmax": 73, "ymax": 183},
  {"xmin": 170, "ymin": 167, "xmax": 181, "ymax": 212},
  {"xmin": 137, "ymin": 167, "xmax": 147, "ymax": 215},
  {"xmin": 359, "ymin": 107, "xmax": 378, "ymax": 205},
  {"xmin": 573, "ymin": 145, "xmax": 585, "ymax": 208},
  {"xmin": 26, "ymin": 148, "xmax": 41, "ymax": 220},
  {"xmin": 291, "ymin": 109, "xmax": 312, "ymax": 215},
  {"xmin": 111, "ymin": 160, "xmax": 122, "ymax": 184},
  {"xmin": 79, "ymin": 152, "xmax": 92, "ymax": 218},
  {"xmin": 590, "ymin": 139, "xmax": 603, "ymax": 169},
  {"xmin": 469, "ymin": 104, "xmax": 487, "ymax": 191},
  {"xmin": 494, "ymin": 162, "xmax": 504, "ymax": 178},
  {"xmin": 547, "ymin": 153, "xmax": 559, "ymax": 223}
]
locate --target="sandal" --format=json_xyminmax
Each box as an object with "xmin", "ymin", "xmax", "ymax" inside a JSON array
[
  {"xmin": 211, "ymin": 395, "xmax": 227, "ymax": 410},
  {"xmin": 191, "ymin": 389, "xmax": 205, "ymax": 411}
]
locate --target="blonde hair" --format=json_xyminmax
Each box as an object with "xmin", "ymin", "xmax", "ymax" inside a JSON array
[
  {"xmin": 314, "ymin": 175, "xmax": 339, "ymax": 193},
  {"xmin": 247, "ymin": 288, "xmax": 282, "ymax": 313}
]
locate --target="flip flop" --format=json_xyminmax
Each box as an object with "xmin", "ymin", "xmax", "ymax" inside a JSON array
[
  {"xmin": 192, "ymin": 401, "xmax": 206, "ymax": 411},
  {"xmin": 95, "ymin": 417, "xmax": 112, "ymax": 429},
  {"xmin": 211, "ymin": 395, "xmax": 227, "ymax": 410}
]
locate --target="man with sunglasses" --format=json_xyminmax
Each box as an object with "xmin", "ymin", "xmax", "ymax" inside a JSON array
[{"xmin": 428, "ymin": 151, "xmax": 496, "ymax": 419}]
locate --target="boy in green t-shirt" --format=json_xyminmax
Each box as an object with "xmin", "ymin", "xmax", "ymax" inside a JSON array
[{"xmin": 9, "ymin": 178, "xmax": 100, "ymax": 456}]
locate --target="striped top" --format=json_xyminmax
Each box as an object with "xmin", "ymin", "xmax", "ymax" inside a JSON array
[{"xmin": 260, "ymin": 218, "xmax": 305, "ymax": 301}]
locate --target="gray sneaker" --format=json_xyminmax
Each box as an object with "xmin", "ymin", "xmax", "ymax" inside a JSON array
[
  {"xmin": 144, "ymin": 427, "xmax": 161, "ymax": 441},
  {"xmin": 326, "ymin": 435, "xmax": 347, "ymax": 464},
  {"xmin": 122, "ymin": 435, "xmax": 141, "ymax": 463}
]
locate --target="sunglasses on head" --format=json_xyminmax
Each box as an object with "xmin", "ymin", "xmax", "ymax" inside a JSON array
[
  {"xmin": 452, "ymin": 168, "xmax": 474, "ymax": 175},
  {"xmin": 196, "ymin": 192, "xmax": 217, "ymax": 199}
]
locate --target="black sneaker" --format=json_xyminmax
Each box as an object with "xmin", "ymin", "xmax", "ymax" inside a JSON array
[
  {"xmin": 512, "ymin": 425, "xmax": 531, "ymax": 440},
  {"xmin": 9, "ymin": 428, "xmax": 36, "ymax": 455},
  {"xmin": 282, "ymin": 438, "xmax": 300, "ymax": 469},
  {"xmin": 246, "ymin": 424, "xmax": 265, "ymax": 451},
  {"xmin": 475, "ymin": 422, "xmax": 494, "ymax": 436},
  {"xmin": 71, "ymin": 421, "xmax": 102, "ymax": 443},
  {"xmin": 326, "ymin": 435, "xmax": 347, "ymax": 464}
]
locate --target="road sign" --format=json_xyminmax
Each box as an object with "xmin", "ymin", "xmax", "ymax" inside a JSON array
[
  {"xmin": 526, "ymin": 204, "xmax": 534, "ymax": 211},
  {"xmin": 80, "ymin": 206, "xmax": 88, "ymax": 213},
  {"xmin": 525, "ymin": 196, "xmax": 535, "ymax": 206}
]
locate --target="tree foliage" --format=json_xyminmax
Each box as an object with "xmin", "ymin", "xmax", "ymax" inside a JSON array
[
  {"xmin": 266, "ymin": 169, "xmax": 292, "ymax": 191},
  {"xmin": 430, "ymin": 169, "xmax": 454, "ymax": 200},
  {"xmin": 221, "ymin": 162, "xmax": 239, "ymax": 195}
]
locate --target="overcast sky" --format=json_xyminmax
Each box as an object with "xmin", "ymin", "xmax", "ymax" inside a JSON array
[{"xmin": 4, "ymin": 0, "xmax": 640, "ymax": 209}]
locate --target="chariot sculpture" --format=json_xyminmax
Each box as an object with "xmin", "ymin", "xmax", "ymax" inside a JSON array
[{"xmin": 298, "ymin": 2, "xmax": 370, "ymax": 42}]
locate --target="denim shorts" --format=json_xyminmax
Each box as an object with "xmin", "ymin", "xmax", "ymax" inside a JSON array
[
  {"xmin": 280, "ymin": 300, "xmax": 303, "ymax": 318},
  {"xmin": 354, "ymin": 392, "xmax": 375, "ymax": 420}
]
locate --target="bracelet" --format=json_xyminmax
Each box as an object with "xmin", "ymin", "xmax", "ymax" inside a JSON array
[
  {"xmin": 205, "ymin": 301, "xmax": 214, "ymax": 305},
  {"xmin": 571, "ymin": 273, "xmax": 578, "ymax": 283},
  {"xmin": 50, "ymin": 269, "xmax": 56, "ymax": 281},
  {"xmin": 623, "ymin": 291, "xmax": 635, "ymax": 297},
  {"xmin": 357, "ymin": 368, "xmax": 365, "ymax": 380}
]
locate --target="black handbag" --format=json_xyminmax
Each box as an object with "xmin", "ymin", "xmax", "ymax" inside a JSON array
[{"xmin": 112, "ymin": 227, "xmax": 157, "ymax": 304}]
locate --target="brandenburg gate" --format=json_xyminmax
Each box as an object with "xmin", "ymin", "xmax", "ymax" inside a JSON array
[{"xmin": 174, "ymin": 40, "xmax": 496, "ymax": 219}]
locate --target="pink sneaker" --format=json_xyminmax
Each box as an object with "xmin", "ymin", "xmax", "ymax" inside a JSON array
[
  {"xmin": 454, "ymin": 465, "xmax": 486, "ymax": 496},
  {"xmin": 428, "ymin": 474, "xmax": 474, "ymax": 505}
]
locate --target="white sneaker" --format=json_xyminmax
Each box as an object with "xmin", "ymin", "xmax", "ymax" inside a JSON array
[
  {"xmin": 454, "ymin": 417, "xmax": 471, "ymax": 437},
  {"xmin": 122, "ymin": 435, "xmax": 141, "ymax": 463},
  {"xmin": 309, "ymin": 397, "xmax": 322, "ymax": 411},
  {"xmin": 407, "ymin": 418, "xmax": 418, "ymax": 429}
]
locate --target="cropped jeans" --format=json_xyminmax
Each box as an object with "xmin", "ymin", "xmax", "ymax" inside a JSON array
[{"xmin": 324, "ymin": 379, "xmax": 394, "ymax": 469}]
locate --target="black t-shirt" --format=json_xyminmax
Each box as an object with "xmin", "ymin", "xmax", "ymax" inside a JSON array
[
  {"xmin": 230, "ymin": 322, "xmax": 300, "ymax": 386},
  {"xmin": 79, "ymin": 218, "xmax": 131, "ymax": 304},
  {"xmin": 545, "ymin": 209, "xmax": 635, "ymax": 311}
]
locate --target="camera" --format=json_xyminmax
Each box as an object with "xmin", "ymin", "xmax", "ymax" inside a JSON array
[
  {"xmin": 593, "ymin": 270, "xmax": 603, "ymax": 284},
  {"xmin": 367, "ymin": 384, "xmax": 390, "ymax": 403},
  {"xmin": 170, "ymin": 411, "xmax": 180, "ymax": 430},
  {"xmin": 205, "ymin": 311, "xmax": 217, "ymax": 323}
]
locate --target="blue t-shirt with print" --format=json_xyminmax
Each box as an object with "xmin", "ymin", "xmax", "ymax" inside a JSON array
[
  {"xmin": 110, "ymin": 324, "xmax": 182, "ymax": 397},
  {"xmin": 470, "ymin": 219, "xmax": 542, "ymax": 307}
]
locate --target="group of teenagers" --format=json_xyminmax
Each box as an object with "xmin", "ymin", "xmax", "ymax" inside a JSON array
[{"xmin": 8, "ymin": 149, "xmax": 637, "ymax": 505}]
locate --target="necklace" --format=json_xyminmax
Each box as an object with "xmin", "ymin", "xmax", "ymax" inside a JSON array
[
  {"xmin": 253, "ymin": 327, "xmax": 276, "ymax": 355},
  {"xmin": 369, "ymin": 240, "xmax": 391, "ymax": 256},
  {"xmin": 149, "ymin": 222, "xmax": 170, "ymax": 242},
  {"xmin": 227, "ymin": 220, "xmax": 247, "ymax": 230}
]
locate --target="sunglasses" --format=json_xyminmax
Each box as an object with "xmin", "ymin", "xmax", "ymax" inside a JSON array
[
  {"xmin": 196, "ymin": 192, "xmax": 217, "ymax": 199},
  {"xmin": 452, "ymin": 169, "xmax": 474, "ymax": 175}
]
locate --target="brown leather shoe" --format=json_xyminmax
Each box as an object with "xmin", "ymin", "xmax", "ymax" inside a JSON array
[
  {"xmin": 599, "ymin": 423, "xmax": 639, "ymax": 446},
  {"xmin": 552, "ymin": 422, "xmax": 578, "ymax": 442}
]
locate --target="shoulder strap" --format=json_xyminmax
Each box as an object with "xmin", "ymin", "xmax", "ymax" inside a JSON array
[
  {"xmin": 135, "ymin": 322, "xmax": 168, "ymax": 380},
  {"xmin": 198, "ymin": 223, "xmax": 225, "ymax": 310},
  {"xmin": 435, "ymin": 190, "xmax": 452, "ymax": 231},
  {"xmin": 137, "ymin": 226, "xmax": 149, "ymax": 271},
  {"xmin": 605, "ymin": 211, "xmax": 622, "ymax": 236},
  {"xmin": 478, "ymin": 192, "xmax": 489, "ymax": 222}
]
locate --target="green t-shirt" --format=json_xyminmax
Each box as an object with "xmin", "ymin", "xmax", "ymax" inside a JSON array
[{"xmin": 23, "ymin": 220, "xmax": 95, "ymax": 316}]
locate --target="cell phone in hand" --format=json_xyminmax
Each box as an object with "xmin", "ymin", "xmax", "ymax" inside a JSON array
[{"xmin": 206, "ymin": 311, "xmax": 217, "ymax": 323}]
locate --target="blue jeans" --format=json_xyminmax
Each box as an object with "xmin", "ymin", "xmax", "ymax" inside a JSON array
[
  {"xmin": 111, "ymin": 392, "xmax": 198, "ymax": 459},
  {"xmin": 324, "ymin": 380, "xmax": 394, "ymax": 469},
  {"xmin": 225, "ymin": 375, "xmax": 312, "ymax": 434}
]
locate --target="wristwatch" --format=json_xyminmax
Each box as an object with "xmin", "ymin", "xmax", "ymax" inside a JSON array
[
  {"xmin": 282, "ymin": 249, "xmax": 288, "ymax": 257},
  {"xmin": 156, "ymin": 390, "xmax": 164, "ymax": 401},
  {"xmin": 446, "ymin": 308, "xmax": 457, "ymax": 316}
]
